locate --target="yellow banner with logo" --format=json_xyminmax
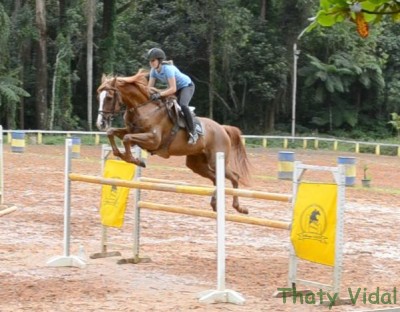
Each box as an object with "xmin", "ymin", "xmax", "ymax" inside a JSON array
[
  {"xmin": 290, "ymin": 183, "xmax": 337, "ymax": 266},
  {"xmin": 100, "ymin": 160, "xmax": 136, "ymax": 228}
]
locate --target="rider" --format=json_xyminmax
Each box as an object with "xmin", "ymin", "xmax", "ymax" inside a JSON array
[{"xmin": 147, "ymin": 47, "xmax": 198, "ymax": 145}]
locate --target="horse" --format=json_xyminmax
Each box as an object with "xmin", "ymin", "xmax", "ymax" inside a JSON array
[{"xmin": 96, "ymin": 69, "xmax": 252, "ymax": 214}]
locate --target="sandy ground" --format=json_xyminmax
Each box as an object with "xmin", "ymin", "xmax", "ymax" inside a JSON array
[{"xmin": 0, "ymin": 143, "xmax": 400, "ymax": 312}]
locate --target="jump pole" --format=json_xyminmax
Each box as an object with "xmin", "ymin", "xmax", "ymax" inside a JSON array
[
  {"xmin": 46, "ymin": 139, "xmax": 86, "ymax": 269},
  {"xmin": 68, "ymin": 174, "xmax": 291, "ymax": 202},
  {"xmin": 137, "ymin": 201, "xmax": 290, "ymax": 230},
  {"xmin": 197, "ymin": 152, "xmax": 245, "ymax": 304}
]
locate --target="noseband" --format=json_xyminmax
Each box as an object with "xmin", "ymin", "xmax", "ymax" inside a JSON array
[{"xmin": 98, "ymin": 88, "xmax": 122, "ymax": 119}]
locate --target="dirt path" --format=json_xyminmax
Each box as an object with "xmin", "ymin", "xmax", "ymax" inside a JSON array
[{"xmin": 0, "ymin": 144, "xmax": 399, "ymax": 311}]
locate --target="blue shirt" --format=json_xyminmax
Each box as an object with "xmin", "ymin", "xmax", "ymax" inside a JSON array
[{"xmin": 150, "ymin": 64, "xmax": 192, "ymax": 90}]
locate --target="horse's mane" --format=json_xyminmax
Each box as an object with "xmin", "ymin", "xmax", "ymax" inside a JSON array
[
  {"xmin": 118, "ymin": 68, "xmax": 149, "ymax": 86},
  {"xmin": 118, "ymin": 69, "xmax": 149, "ymax": 97},
  {"xmin": 98, "ymin": 69, "xmax": 150, "ymax": 96}
]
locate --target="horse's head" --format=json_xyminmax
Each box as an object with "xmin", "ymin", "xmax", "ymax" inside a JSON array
[{"xmin": 96, "ymin": 75, "xmax": 123, "ymax": 131}]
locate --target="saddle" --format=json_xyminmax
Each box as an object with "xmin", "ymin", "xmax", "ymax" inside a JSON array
[{"xmin": 164, "ymin": 97, "xmax": 204, "ymax": 136}]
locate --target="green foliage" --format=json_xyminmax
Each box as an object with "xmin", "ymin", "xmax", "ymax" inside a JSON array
[
  {"xmin": 388, "ymin": 112, "xmax": 400, "ymax": 136},
  {"xmin": 309, "ymin": 0, "xmax": 400, "ymax": 33},
  {"xmin": 0, "ymin": 0, "xmax": 398, "ymax": 142},
  {"xmin": 0, "ymin": 4, "xmax": 10, "ymax": 50}
]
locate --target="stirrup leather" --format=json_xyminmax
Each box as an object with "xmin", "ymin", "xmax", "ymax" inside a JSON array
[{"xmin": 188, "ymin": 132, "xmax": 198, "ymax": 144}]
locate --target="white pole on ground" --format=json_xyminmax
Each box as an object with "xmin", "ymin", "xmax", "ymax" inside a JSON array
[
  {"xmin": 198, "ymin": 152, "xmax": 245, "ymax": 305},
  {"xmin": 46, "ymin": 139, "xmax": 86, "ymax": 268},
  {"xmin": 333, "ymin": 164, "xmax": 346, "ymax": 293},
  {"xmin": 132, "ymin": 145, "xmax": 143, "ymax": 262}
]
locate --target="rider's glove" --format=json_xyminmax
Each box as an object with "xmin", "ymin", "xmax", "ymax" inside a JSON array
[{"xmin": 150, "ymin": 93, "xmax": 161, "ymax": 101}]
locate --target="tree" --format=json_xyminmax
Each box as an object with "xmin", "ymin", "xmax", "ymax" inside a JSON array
[
  {"xmin": 0, "ymin": 2, "xmax": 30, "ymax": 129},
  {"xmin": 388, "ymin": 112, "xmax": 400, "ymax": 137},
  {"xmin": 86, "ymin": 0, "xmax": 96, "ymax": 131},
  {"xmin": 309, "ymin": 0, "xmax": 400, "ymax": 38},
  {"xmin": 35, "ymin": 0, "xmax": 48, "ymax": 129}
]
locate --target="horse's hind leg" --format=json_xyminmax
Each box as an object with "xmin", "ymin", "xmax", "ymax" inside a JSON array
[
  {"xmin": 186, "ymin": 155, "xmax": 248, "ymax": 214},
  {"xmin": 186, "ymin": 155, "xmax": 218, "ymax": 211},
  {"xmin": 225, "ymin": 167, "xmax": 248, "ymax": 214}
]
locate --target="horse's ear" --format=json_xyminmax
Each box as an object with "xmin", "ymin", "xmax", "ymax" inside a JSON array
[
  {"xmin": 101, "ymin": 74, "xmax": 107, "ymax": 83},
  {"xmin": 111, "ymin": 77, "xmax": 117, "ymax": 87}
]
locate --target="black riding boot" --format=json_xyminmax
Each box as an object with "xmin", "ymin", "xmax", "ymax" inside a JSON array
[{"xmin": 180, "ymin": 105, "xmax": 198, "ymax": 144}]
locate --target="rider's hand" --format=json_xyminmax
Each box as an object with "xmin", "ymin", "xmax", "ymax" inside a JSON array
[{"xmin": 150, "ymin": 93, "xmax": 161, "ymax": 101}]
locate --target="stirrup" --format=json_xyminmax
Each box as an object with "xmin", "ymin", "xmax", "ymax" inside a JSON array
[{"xmin": 188, "ymin": 132, "xmax": 198, "ymax": 145}]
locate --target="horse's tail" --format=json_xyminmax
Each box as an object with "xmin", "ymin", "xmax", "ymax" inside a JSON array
[{"xmin": 223, "ymin": 125, "xmax": 252, "ymax": 186}]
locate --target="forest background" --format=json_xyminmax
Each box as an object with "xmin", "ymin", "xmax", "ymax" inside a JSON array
[{"xmin": 1, "ymin": 0, "xmax": 400, "ymax": 141}]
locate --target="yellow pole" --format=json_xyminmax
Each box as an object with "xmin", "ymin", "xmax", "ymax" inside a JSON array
[
  {"xmin": 69, "ymin": 173, "xmax": 292, "ymax": 202},
  {"xmin": 138, "ymin": 201, "xmax": 290, "ymax": 230},
  {"xmin": 375, "ymin": 144, "xmax": 380, "ymax": 155},
  {"xmin": 38, "ymin": 132, "xmax": 43, "ymax": 144}
]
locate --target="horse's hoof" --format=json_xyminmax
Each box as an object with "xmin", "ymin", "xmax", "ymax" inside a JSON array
[
  {"xmin": 139, "ymin": 160, "xmax": 146, "ymax": 168},
  {"xmin": 240, "ymin": 208, "xmax": 249, "ymax": 215},
  {"xmin": 235, "ymin": 206, "xmax": 248, "ymax": 214}
]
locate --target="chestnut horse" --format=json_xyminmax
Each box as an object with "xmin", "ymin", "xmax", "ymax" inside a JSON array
[{"xmin": 96, "ymin": 69, "xmax": 251, "ymax": 214}]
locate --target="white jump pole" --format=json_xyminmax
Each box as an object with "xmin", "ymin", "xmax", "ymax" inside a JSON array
[
  {"xmin": 47, "ymin": 139, "xmax": 86, "ymax": 268},
  {"xmin": 198, "ymin": 152, "xmax": 245, "ymax": 305}
]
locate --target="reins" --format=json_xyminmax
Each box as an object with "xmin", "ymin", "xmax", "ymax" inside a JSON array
[
  {"xmin": 101, "ymin": 83, "xmax": 162, "ymax": 116},
  {"xmin": 130, "ymin": 99, "xmax": 155, "ymax": 111}
]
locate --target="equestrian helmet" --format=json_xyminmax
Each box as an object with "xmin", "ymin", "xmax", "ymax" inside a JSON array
[{"xmin": 147, "ymin": 48, "xmax": 166, "ymax": 61}]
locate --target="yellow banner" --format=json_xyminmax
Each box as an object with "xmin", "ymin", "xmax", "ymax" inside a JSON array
[
  {"xmin": 100, "ymin": 160, "xmax": 136, "ymax": 228},
  {"xmin": 290, "ymin": 183, "xmax": 337, "ymax": 266}
]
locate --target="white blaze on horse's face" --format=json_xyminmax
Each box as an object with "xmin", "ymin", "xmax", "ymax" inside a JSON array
[{"xmin": 96, "ymin": 90, "xmax": 108, "ymax": 131}]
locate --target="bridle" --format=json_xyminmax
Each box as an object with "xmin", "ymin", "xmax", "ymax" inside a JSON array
[
  {"xmin": 98, "ymin": 87, "xmax": 121, "ymax": 118},
  {"xmin": 99, "ymin": 86, "xmax": 161, "ymax": 116}
]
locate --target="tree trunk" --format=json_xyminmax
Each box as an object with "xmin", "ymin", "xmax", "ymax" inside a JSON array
[
  {"xmin": 49, "ymin": 50, "xmax": 65, "ymax": 130},
  {"xmin": 35, "ymin": 0, "xmax": 48, "ymax": 129},
  {"xmin": 260, "ymin": 0, "xmax": 267, "ymax": 20},
  {"xmin": 207, "ymin": 0, "xmax": 216, "ymax": 119},
  {"xmin": 101, "ymin": 0, "xmax": 116, "ymax": 74},
  {"xmin": 12, "ymin": 0, "xmax": 23, "ymax": 128},
  {"xmin": 102, "ymin": 0, "xmax": 114, "ymax": 38},
  {"xmin": 59, "ymin": 0, "xmax": 68, "ymax": 29},
  {"xmin": 87, "ymin": 0, "xmax": 96, "ymax": 130},
  {"xmin": 208, "ymin": 28, "xmax": 215, "ymax": 119}
]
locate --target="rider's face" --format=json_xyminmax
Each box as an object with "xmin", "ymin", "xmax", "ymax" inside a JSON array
[{"xmin": 149, "ymin": 59, "xmax": 160, "ymax": 69}]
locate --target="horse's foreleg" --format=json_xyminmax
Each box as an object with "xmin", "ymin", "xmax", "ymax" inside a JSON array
[
  {"xmin": 210, "ymin": 190, "xmax": 217, "ymax": 212},
  {"xmin": 121, "ymin": 132, "xmax": 160, "ymax": 167},
  {"xmin": 107, "ymin": 128, "xmax": 128, "ymax": 159}
]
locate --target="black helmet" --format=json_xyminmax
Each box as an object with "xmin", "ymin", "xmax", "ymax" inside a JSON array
[{"xmin": 147, "ymin": 48, "xmax": 166, "ymax": 61}]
